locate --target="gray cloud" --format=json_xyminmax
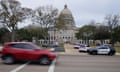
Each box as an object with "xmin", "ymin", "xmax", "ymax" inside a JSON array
[{"xmin": 17, "ymin": 0, "xmax": 120, "ymax": 27}]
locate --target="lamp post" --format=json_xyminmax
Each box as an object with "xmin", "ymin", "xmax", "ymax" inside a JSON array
[{"xmin": 83, "ymin": 31, "xmax": 92, "ymax": 45}]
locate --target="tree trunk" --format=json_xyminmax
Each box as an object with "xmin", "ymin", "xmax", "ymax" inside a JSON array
[
  {"xmin": 11, "ymin": 26, "xmax": 16, "ymax": 42},
  {"xmin": 11, "ymin": 30, "xmax": 15, "ymax": 42}
]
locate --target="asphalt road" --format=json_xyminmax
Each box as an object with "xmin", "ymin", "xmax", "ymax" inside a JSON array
[
  {"xmin": 0, "ymin": 54, "xmax": 120, "ymax": 72},
  {"xmin": 55, "ymin": 55, "xmax": 120, "ymax": 72}
]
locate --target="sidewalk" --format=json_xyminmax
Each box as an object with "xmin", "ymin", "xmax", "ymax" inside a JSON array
[
  {"xmin": 116, "ymin": 53, "xmax": 120, "ymax": 55},
  {"xmin": 58, "ymin": 43, "xmax": 87, "ymax": 55},
  {"xmin": 64, "ymin": 44, "xmax": 79, "ymax": 54}
]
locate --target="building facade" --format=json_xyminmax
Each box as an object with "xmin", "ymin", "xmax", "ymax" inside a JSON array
[{"xmin": 48, "ymin": 4, "xmax": 76, "ymax": 43}]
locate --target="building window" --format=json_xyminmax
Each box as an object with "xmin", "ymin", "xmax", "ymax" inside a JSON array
[
  {"xmin": 66, "ymin": 37, "xmax": 68, "ymax": 39},
  {"xmin": 68, "ymin": 37, "xmax": 70, "ymax": 39}
]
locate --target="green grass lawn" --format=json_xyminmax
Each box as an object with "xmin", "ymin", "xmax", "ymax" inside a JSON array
[{"xmin": 115, "ymin": 46, "xmax": 120, "ymax": 53}]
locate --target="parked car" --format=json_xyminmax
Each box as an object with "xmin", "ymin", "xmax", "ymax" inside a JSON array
[
  {"xmin": 54, "ymin": 47, "xmax": 65, "ymax": 52},
  {"xmin": 1, "ymin": 42, "xmax": 57, "ymax": 65},
  {"xmin": 87, "ymin": 45, "xmax": 116, "ymax": 55},
  {"xmin": 79, "ymin": 45, "xmax": 91, "ymax": 52},
  {"xmin": 73, "ymin": 43, "xmax": 80, "ymax": 49},
  {"xmin": 42, "ymin": 42, "xmax": 59, "ymax": 48}
]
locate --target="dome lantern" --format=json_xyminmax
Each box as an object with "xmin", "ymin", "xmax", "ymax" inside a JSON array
[
  {"xmin": 60, "ymin": 4, "xmax": 72, "ymax": 15},
  {"xmin": 64, "ymin": 4, "xmax": 67, "ymax": 9}
]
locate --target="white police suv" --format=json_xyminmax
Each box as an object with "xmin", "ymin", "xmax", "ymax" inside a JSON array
[{"xmin": 87, "ymin": 45, "xmax": 116, "ymax": 55}]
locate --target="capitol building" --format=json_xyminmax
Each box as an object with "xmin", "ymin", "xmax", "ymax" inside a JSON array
[{"xmin": 48, "ymin": 4, "xmax": 77, "ymax": 43}]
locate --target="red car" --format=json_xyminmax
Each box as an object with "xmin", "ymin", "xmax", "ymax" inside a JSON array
[{"xmin": 1, "ymin": 42, "xmax": 57, "ymax": 65}]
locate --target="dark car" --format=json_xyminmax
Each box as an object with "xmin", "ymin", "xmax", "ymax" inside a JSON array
[
  {"xmin": 42, "ymin": 42, "xmax": 59, "ymax": 48},
  {"xmin": 54, "ymin": 47, "xmax": 65, "ymax": 52},
  {"xmin": 1, "ymin": 42, "xmax": 57, "ymax": 65},
  {"xmin": 87, "ymin": 45, "xmax": 116, "ymax": 55}
]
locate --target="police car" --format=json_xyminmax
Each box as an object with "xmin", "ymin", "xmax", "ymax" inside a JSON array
[{"xmin": 87, "ymin": 45, "xmax": 116, "ymax": 55}]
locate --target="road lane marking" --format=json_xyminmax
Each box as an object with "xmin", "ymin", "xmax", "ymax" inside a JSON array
[
  {"xmin": 10, "ymin": 61, "xmax": 30, "ymax": 72},
  {"xmin": 48, "ymin": 59, "xmax": 56, "ymax": 72}
]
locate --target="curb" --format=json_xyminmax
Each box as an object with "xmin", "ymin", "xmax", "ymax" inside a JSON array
[
  {"xmin": 57, "ymin": 52, "xmax": 120, "ymax": 56},
  {"xmin": 57, "ymin": 52, "xmax": 88, "ymax": 55}
]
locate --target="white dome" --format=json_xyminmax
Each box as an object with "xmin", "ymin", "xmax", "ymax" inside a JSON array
[
  {"xmin": 60, "ymin": 5, "xmax": 72, "ymax": 15},
  {"xmin": 58, "ymin": 4, "xmax": 76, "ymax": 30}
]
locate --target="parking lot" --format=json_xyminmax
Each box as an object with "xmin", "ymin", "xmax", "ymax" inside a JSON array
[
  {"xmin": 0, "ymin": 44, "xmax": 120, "ymax": 72},
  {"xmin": 0, "ymin": 54, "xmax": 120, "ymax": 72}
]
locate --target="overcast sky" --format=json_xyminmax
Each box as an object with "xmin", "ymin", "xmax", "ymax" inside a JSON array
[{"xmin": 17, "ymin": 0, "xmax": 120, "ymax": 27}]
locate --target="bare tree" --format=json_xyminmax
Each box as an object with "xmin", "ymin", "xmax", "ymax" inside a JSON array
[
  {"xmin": 105, "ymin": 14, "xmax": 120, "ymax": 46},
  {"xmin": 105, "ymin": 14, "xmax": 119, "ymax": 32},
  {"xmin": 0, "ymin": 0, "xmax": 33, "ymax": 41},
  {"xmin": 32, "ymin": 5, "xmax": 58, "ymax": 40}
]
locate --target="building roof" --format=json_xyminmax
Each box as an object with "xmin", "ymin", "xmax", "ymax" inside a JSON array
[
  {"xmin": 58, "ymin": 4, "xmax": 76, "ymax": 30},
  {"xmin": 60, "ymin": 4, "xmax": 72, "ymax": 15}
]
